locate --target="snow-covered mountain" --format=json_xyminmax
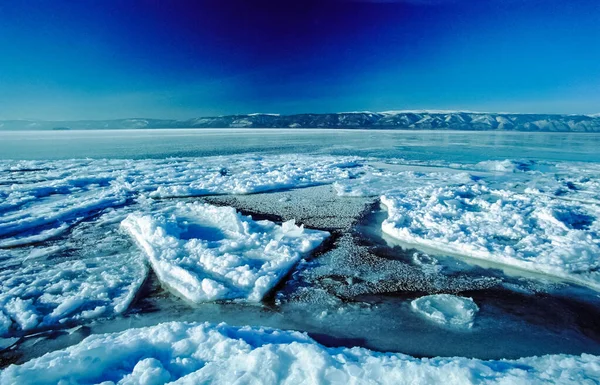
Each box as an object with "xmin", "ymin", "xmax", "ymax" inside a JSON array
[{"xmin": 2, "ymin": 111, "xmax": 600, "ymax": 131}]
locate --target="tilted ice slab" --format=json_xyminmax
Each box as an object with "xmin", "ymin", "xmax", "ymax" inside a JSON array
[
  {"xmin": 411, "ymin": 294, "xmax": 479, "ymax": 329},
  {"xmin": 381, "ymin": 180, "xmax": 600, "ymax": 290},
  {"xmin": 3, "ymin": 321, "xmax": 599, "ymax": 385},
  {"xmin": 121, "ymin": 202, "xmax": 329, "ymax": 303}
]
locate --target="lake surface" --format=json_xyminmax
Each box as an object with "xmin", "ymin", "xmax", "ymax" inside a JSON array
[
  {"xmin": 2, "ymin": 128, "xmax": 600, "ymax": 365},
  {"xmin": 2, "ymin": 129, "xmax": 600, "ymax": 162}
]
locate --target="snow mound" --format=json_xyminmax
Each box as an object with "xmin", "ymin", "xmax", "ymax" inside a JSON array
[
  {"xmin": 2, "ymin": 321, "xmax": 599, "ymax": 385},
  {"xmin": 381, "ymin": 180, "xmax": 600, "ymax": 290},
  {"xmin": 121, "ymin": 202, "xmax": 329, "ymax": 303},
  {"xmin": 411, "ymin": 294, "xmax": 479, "ymax": 328}
]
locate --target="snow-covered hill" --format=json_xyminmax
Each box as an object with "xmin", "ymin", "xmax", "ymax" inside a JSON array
[{"xmin": 2, "ymin": 111, "xmax": 600, "ymax": 131}]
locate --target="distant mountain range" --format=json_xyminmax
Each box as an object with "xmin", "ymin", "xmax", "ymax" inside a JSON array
[{"xmin": 2, "ymin": 111, "xmax": 600, "ymax": 132}]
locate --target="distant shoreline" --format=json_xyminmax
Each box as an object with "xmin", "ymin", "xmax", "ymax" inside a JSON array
[{"xmin": 1, "ymin": 111, "xmax": 599, "ymax": 132}]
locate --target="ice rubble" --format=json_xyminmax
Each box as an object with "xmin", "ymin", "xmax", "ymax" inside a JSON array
[
  {"xmin": 2, "ymin": 321, "xmax": 599, "ymax": 385},
  {"xmin": 381, "ymin": 182, "xmax": 600, "ymax": 290},
  {"xmin": 1, "ymin": 155, "xmax": 600, "ymax": 338},
  {"xmin": 0, "ymin": 155, "xmax": 360, "ymax": 247},
  {"xmin": 0, "ymin": 155, "xmax": 352, "ymax": 333},
  {"xmin": 0, "ymin": 235, "xmax": 147, "ymax": 337},
  {"xmin": 411, "ymin": 294, "xmax": 479, "ymax": 328},
  {"xmin": 121, "ymin": 202, "xmax": 329, "ymax": 303},
  {"xmin": 332, "ymin": 160, "xmax": 600, "ymax": 289}
]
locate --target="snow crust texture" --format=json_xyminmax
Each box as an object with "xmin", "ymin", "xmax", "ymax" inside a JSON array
[
  {"xmin": 411, "ymin": 294, "xmax": 479, "ymax": 328},
  {"xmin": 121, "ymin": 202, "xmax": 329, "ymax": 303},
  {"xmin": 2, "ymin": 321, "xmax": 599, "ymax": 385}
]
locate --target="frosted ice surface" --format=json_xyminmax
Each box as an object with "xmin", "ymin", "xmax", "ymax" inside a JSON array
[
  {"xmin": 2, "ymin": 321, "xmax": 599, "ymax": 385},
  {"xmin": 121, "ymin": 202, "xmax": 329, "ymax": 303},
  {"xmin": 411, "ymin": 294, "xmax": 479, "ymax": 328}
]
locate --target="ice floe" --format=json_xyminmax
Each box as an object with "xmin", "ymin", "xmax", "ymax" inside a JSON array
[
  {"xmin": 411, "ymin": 294, "xmax": 479, "ymax": 328},
  {"xmin": 2, "ymin": 321, "xmax": 599, "ymax": 385},
  {"xmin": 121, "ymin": 202, "xmax": 329, "ymax": 303},
  {"xmin": 0, "ymin": 251, "xmax": 146, "ymax": 336},
  {"xmin": 381, "ymin": 179, "xmax": 600, "ymax": 289}
]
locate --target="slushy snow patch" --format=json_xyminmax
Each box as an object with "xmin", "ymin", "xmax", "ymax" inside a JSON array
[
  {"xmin": 2, "ymin": 321, "xmax": 599, "ymax": 385},
  {"xmin": 411, "ymin": 294, "xmax": 479, "ymax": 328},
  {"xmin": 121, "ymin": 202, "xmax": 328, "ymax": 303}
]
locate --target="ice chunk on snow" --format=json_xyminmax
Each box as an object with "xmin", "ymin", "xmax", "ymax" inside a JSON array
[
  {"xmin": 121, "ymin": 202, "xmax": 328, "ymax": 303},
  {"xmin": 0, "ymin": 310, "xmax": 14, "ymax": 336},
  {"xmin": 4, "ymin": 298, "xmax": 39, "ymax": 331},
  {"xmin": 2, "ymin": 321, "xmax": 599, "ymax": 385},
  {"xmin": 411, "ymin": 294, "xmax": 479, "ymax": 328}
]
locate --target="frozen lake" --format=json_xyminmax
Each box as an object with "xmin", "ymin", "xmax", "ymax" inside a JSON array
[
  {"xmin": 2, "ymin": 129, "xmax": 600, "ymax": 380},
  {"xmin": 2, "ymin": 129, "xmax": 600, "ymax": 162}
]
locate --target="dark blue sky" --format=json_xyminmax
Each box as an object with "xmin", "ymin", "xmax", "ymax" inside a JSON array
[{"xmin": 1, "ymin": 0, "xmax": 599, "ymax": 120}]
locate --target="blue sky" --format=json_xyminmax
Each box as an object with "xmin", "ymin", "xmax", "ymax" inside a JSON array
[{"xmin": 0, "ymin": 0, "xmax": 599, "ymax": 120}]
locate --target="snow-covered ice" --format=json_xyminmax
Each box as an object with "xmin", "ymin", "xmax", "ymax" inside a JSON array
[
  {"xmin": 380, "ymin": 179, "xmax": 600, "ymax": 290},
  {"xmin": 0, "ymin": 155, "xmax": 356, "ymax": 335},
  {"xmin": 411, "ymin": 294, "xmax": 479, "ymax": 328},
  {"xmin": 0, "ymin": 232, "xmax": 147, "ymax": 337},
  {"xmin": 0, "ymin": 155, "xmax": 361, "ymax": 247},
  {"xmin": 2, "ymin": 152, "xmax": 600, "ymax": 376},
  {"xmin": 121, "ymin": 202, "xmax": 329, "ymax": 303},
  {"xmin": 2, "ymin": 321, "xmax": 599, "ymax": 385}
]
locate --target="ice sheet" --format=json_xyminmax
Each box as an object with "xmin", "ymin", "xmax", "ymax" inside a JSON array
[
  {"xmin": 331, "ymin": 159, "xmax": 600, "ymax": 289},
  {"xmin": 121, "ymin": 202, "xmax": 329, "ymax": 303},
  {"xmin": 2, "ymin": 321, "xmax": 598, "ymax": 385}
]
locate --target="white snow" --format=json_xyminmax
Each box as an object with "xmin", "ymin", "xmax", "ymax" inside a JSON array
[
  {"xmin": 380, "ymin": 178, "xmax": 600, "ymax": 289},
  {"xmin": 2, "ymin": 321, "xmax": 599, "ymax": 385},
  {"xmin": 411, "ymin": 294, "xmax": 479, "ymax": 328},
  {"xmin": 121, "ymin": 202, "xmax": 328, "ymax": 303}
]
